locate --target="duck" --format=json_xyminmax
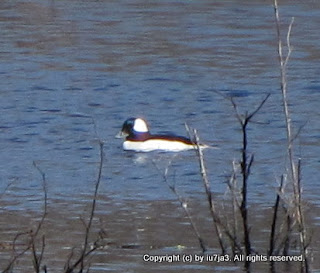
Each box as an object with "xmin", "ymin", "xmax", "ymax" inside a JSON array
[{"xmin": 116, "ymin": 117, "xmax": 206, "ymax": 152}]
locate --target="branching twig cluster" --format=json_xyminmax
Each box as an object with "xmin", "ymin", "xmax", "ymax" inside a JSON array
[
  {"xmin": 3, "ymin": 162, "xmax": 48, "ymax": 273},
  {"xmin": 153, "ymin": 3, "xmax": 310, "ymax": 272},
  {"xmin": 191, "ymin": 94, "xmax": 270, "ymax": 272},
  {"xmin": 178, "ymin": 2, "xmax": 310, "ymax": 272},
  {"xmin": 2, "ymin": 140, "xmax": 105, "ymax": 273}
]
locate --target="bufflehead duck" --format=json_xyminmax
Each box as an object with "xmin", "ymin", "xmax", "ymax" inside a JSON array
[{"xmin": 116, "ymin": 117, "xmax": 205, "ymax": 152}]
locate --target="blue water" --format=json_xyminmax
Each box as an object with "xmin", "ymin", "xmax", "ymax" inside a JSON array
[
  {"xmin": 1, "ymin": 0, "xmax": 319, "ymax": 207},
  {"xmin": 0, "ymin": 0, "xmax": 319, "ymax": 271}
]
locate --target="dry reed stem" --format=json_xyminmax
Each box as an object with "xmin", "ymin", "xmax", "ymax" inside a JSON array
[
  {"xmin": 191, "ymin": 128, "xmax": 245, "ymax": 255},
  {"xmin": 273, "ymin": 0, "xmax": 309, "ymax": 271},
  {"xmin": 192, "ymin": 129, "xmax": 226, "ymax": 254}
]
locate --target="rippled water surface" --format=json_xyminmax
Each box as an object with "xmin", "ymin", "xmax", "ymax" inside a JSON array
[{"xmin": 0, "ymin": 0, "xmax": 319, "ymax": 272}]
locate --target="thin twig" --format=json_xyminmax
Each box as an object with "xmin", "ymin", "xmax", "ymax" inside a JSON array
[
  {"xmin": 0, "ymin": 181, "xmax": 13, "ymax": 200},
  {"xmin": 64, "ymin": 140, "xmax": 104, "ymax": 273},
  {"xmin": 80, "ymin": 140, "xmax": 104, "ymax": 272},
  {"xmin": 33, "ymin": 162, "xmax": 48, "ymax": 237},
  {"xmin": 192, "ymin": 129, "xmax": 226, "ymax": 254},
  {"xmin": 31, "ymin": 162, "xmax": 48, "ymax": 273},
  {"xmin": 152, "ymin": 160, "xmax": 206, "ymax": 252},
  {"xmin": 269, "ymin": 175, "xmax": 284, "ymax": 257},
  {"xmin": 3, "ymin": 232, "xmax": 31, "ymax": 273},
  {"xmin": 226, "ymin": 160, "xmax": 241, "ymax": 255}
]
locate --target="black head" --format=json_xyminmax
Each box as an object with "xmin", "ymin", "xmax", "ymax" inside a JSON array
[
  {"xmin": 116, "ymin": 117, "xmax": 150, "ymax": 139},
  {"xmin": 121, "ymin": 118, "xmax": 136, "ymax": 136}
]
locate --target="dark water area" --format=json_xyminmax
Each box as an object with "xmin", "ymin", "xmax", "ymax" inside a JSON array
[{"xmin": 0, "ymin": 0, "xmax": 319, "ymax": 272}]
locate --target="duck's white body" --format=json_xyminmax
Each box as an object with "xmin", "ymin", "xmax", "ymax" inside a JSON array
[
  {"xmin": 116, "ymin": 117, "xmax": 204, "ymax": 152},
  {"xmin": 123, "ymin": 138, "xmax": 195, "ymax": 152}
]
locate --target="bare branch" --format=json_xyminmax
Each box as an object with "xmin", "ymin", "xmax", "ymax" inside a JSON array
[
  {"xmin": 3, "ymin": 162, "xmax": 48, "ymax": 272},
  {"xmin": 246, "ymin": 94, "xmax": 271, "ymax": 121},
  {"xmin": 64, "ymin": 140, "xmax": 104, "ymax": 273},
  {"xmin": 273, "ymin": 0, "xmax": 309, "ymax": 271},
  {"xmin": 152, "ymin": 159, "xmax": 206, "ymax": 253}
]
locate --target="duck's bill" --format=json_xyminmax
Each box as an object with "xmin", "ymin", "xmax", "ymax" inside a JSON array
[{"xmin": 115, "ymin": 131, "xmax": 127, "ymax": 139}]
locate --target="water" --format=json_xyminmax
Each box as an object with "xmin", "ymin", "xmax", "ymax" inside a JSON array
[{"xmin": 0, "ymin": 0, "xmax": 319, "ymax": 272}]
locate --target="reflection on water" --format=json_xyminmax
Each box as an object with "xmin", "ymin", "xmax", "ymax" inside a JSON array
[{"xmin": 0, "ymin": 0, "xmax": 319, "ymax": 272}]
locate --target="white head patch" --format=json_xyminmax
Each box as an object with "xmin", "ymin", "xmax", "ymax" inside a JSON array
[{"xmin": 133, "ymin": 118, "xmax": 149, "ymax": 133}]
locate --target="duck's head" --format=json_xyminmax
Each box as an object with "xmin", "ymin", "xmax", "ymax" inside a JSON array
[{"xmin": 116, "ymin": 117, "xmax": 150, "ymax": 139}]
